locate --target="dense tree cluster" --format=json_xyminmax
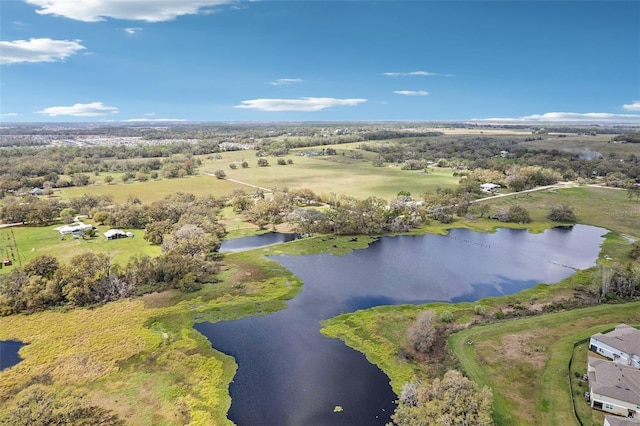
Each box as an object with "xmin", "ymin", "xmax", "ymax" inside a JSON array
[
  {"xmin": 390, "ymin": 370, "xmax": 493, "ymax": 426},
  {"xmin": 490, "ymin": 205, "xmax": 531, "ymax": 224},
  {"xmin": 591, "ymin": 262, "xmax": 640, "ymax": 303},
  {"xmin": 0, "ymin": 251, "xmax": 220, "ymax": 316}
]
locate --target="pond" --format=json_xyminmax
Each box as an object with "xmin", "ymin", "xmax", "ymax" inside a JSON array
[
  {"xmin": 195, "ymin": 225, "xmax": 606, "ymax": 425},
  {"xmin": 0, "ymin": 340, "xmax": 24, "ymax": 371},
  {"xmin": 219, "ymin": 232, "xmax": 300, "ymax": 253}
]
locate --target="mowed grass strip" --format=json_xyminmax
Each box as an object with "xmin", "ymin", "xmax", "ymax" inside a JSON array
[{"xmin": 449, "ymin": 302, "xmax": 640, "ymax": 426}]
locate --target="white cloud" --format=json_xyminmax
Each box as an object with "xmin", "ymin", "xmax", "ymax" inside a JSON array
[
  {"xmin": 623, "ymin": 101, "xmax": 640, "ymax": 112},
  {"xmin": 26, "ymin": 0, "xmax": 237, "ymax": 22},
  {"xmin": 394, "ymin": 90, "xmax": 429, "ymax": 96},
  {"xmin": 475, "ymin": 112, "xmax": 640, "ymax": 123},
  {"xmin": 123, "ymin": 118, "xmax": 187, "ymax": 122},
  {"xmin": 0, "ymin": 113, "xmax": 19, "ymax": 118},
  {"xmin": 383, "ymin": 71, "xmax": 451, "ymax": 77},
  {"xmin": 37, "ymin": 102, "xmax": 119, "ymax": 117},
  {"xmin": 235, "ymin": 97, "xmax": 367, "ymax": 112},
  {"xmin": 269, "ymin": 78, "xmax": 303, "ymax": 86},
  {"xmin": 0, "ymin": 38, "xmax": 85, "ymax": 64},
  {"xmin": 124, "ymin": 27, "xmax": 143, "ymax": 35}
]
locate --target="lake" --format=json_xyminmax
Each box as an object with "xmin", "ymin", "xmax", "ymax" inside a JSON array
[
  {"xmin": 195, "ymin": 225, "xmax": 606, "ymax": 425},
  {"xmin": 0, "ymin": 340, "xmax": 24, "ymax": 371},
  {"xmin": 219, "ymin": 232, "xmax": 300, "ymax": 253}
]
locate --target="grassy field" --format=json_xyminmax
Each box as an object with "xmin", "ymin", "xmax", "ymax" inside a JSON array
[
  {"xmin": 60, "ymin": 174, "xmax": 244, "ymax": 204},
  {"xmin": 58, "ymin": 148, "xmax": 459, "ymax": 205}
]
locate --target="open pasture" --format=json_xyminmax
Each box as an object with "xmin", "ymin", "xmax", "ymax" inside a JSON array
[
  {"xmin": 201, "ymin": 148, "xmax": 459, "ymax": 200},
  {"xmin": 56, "ymin": 146, "xmax": 458, "ymax": 204},
  {"xmin": 59, "ymin": 175, "xmax": 243, "ymax": 204}
]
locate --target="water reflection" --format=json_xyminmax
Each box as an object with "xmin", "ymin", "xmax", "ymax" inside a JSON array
[
  {"xmin": 219, "ymin": 232, "xmax": 299, "ymax": 253},
  {"xmin": 196, "ymin": 225, "xmax": 605, "ymax": 425}
]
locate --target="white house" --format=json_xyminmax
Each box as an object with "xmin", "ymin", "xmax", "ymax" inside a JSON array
[
  {"xmin": 590, "ymin": 324, "xmax": 640, "ymax": 369},
  {"xmin": 605, "ymin": 415, "xmax": 640, "ymax": 426},
  {"xmin": 55, "ymin": 223, "xmax": 94, "ymax": 235},
  {"xmin": 480, "ymin": 183, "xmax": 501, "ymax": 193},
  {"xmin": 104, "ymin": 229, "xmax": 128, "ymax": 240},
  {"xmin": 588, "ymin": 357, "xmax": 640, "ymax": 418}
]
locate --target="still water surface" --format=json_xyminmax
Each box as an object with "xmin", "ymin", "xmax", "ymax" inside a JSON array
[
  {"xmin": 0, "ymin": 340, "xmax": 24, "ymax": 371},
  {"xmin": 196, "ymin": 225, "xmax": 605, "ymax": 425}
]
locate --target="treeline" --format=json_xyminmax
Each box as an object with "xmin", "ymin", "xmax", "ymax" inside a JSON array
[
  {"xmin": 0, "ymin": 251, "xmax": 220, "ymax": 316},
  {"xmin": 0, "ymin": 142, "xmax": 219, "ymax": 196},
  {"xmin": 361, "ymin": 136, "xmax": 640, "ymax": 185}
]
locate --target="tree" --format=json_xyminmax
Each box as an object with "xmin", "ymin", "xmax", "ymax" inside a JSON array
[
  {"xmin": 93, "ymin": 211, "xmax": 109, "ymax": 225},
  {"xmin": 547, "ymin": 204, "xmax": 576, "ymax": 222},
  {"xmin": 632, "ymin": 241, "xmax": 640, "ymax": 260},
  {"xmin": 104, "ymin": 175, "xmax": 114, "ymax": 185},
  {"xmin": 241, "ymin": 161, "xmax": 249, "ymax": 168},
  {"xmin": 406, "ymin": 310, "xmax": 440, "ymax": 355},
  {"xmin": 507, "ymin": 204, "xmax": 531, "ymax": 223},
  {"xmin": 24, "ymin": 254, "xmax": 59, "ymax": 279},
  {"xmin": 161, "ymin": 224, "xmax": 220, "ymax": 257},
  {"xmin": 477, "ymin": 203, "xmax": 490, "ymax": 218},
  {"xmin": 229, "ymin": 163, "xmax": 237, "ymax": 170},
  {"xmin": 390, "ymin": 370, "xmax": 493, "ymax": 426},
  {"xmin": 214, "ymin": 169, "xmax": 226, "ymax": 179},
  {"xmin": 257, "ymin": 157, "xmax": 269, "ymax": 167}
]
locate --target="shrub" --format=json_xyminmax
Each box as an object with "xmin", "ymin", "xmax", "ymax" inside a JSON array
[
  {"xmin": 547, "ymin": 204, "xmax": 576, "ymax": 222},
  {"xmin": 473, "ymin": 304, "xmax": 486, "ymax": 315},
  {"xmin": 440, "ymin": 310, "xmax": 454, "ymax": 323}
]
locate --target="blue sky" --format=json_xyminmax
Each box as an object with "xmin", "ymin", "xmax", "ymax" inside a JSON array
[{"xmin": 1, "ymin": 0, "xmax": 639, "ymax": 123}]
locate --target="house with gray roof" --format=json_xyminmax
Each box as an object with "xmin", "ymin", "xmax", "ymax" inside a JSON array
[
  {"xmin": 605, "ymin": 415, "xmax": 640, "ymax": 426},
  {"xmin": 590, "ymin": 324, "xmax": 640, "ymax": 369},
  {"xmin": 588, "ymin": 357, "xmax": 640, "ymax": 418}
]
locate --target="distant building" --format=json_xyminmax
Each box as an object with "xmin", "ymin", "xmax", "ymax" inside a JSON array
[
  {"xmin": 55, "ymin": 223, "xmax": 94, "ymax": 235},
  {"xmin": 104, "ymin": 229, "xmax": 128, "ymax": 240},
  {"xmin": 588, "ymin": 357, "xmax": 640, "ymax": 418},
  {"xmin": 590, "ymin": 324, "xmax": 640, "ymax": 369},
  {"xmin": 480, "ymin": 183, "xmax": 501, "ymax": 193}
]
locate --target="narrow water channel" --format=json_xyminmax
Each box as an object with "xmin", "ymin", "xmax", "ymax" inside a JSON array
[{"xmin": 195, "ymin": 225, "xmax": 606, "ymax": 425}]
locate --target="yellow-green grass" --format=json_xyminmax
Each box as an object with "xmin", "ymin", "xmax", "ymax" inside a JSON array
[
  {"xmin": 449, "ymin": 303, "xmax": 640, "ymax": 426},
  {"xmin": 59, "ymin": 175, "xmax": 243, "ymax": 204},
  {"xmin": 0, "ymin": 222, "xmax": 159, "ymax": 274},
  {"xmin": 0, "ymin": 242, "xmax": 310, "ymax": 425},
  {"xmin": 201, "ymin": 149, "xmax": 459, "ymax": 200}
]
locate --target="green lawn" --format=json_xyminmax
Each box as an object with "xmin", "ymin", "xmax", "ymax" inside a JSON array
[
  {"xmin": 0, "ymin": 222, "xmax": 160, "ymax": 274},
  {"xmin": 449, "ymin": 303, "xmax": 640, "ymax": 426}
]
